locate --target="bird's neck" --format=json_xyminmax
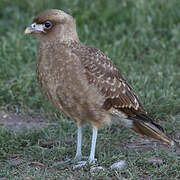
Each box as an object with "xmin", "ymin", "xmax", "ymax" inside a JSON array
[{"xmin": 57, "ymin": 23, "xmax": 80, "ymax": 42}]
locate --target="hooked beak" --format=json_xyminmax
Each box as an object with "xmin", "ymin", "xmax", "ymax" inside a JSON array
[{"xmin": 24, "ymin": 23, "xmax": 45, "ymax": 34}]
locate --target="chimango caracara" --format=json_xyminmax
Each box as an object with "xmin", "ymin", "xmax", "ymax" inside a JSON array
[{"xmin": 25, "ymin": 9, "xmax": 174, "ymax": 164}]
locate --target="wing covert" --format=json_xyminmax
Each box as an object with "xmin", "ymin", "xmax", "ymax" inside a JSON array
[{"xmin": 71, "ymin": 43, "xmax": 146, "ymax": 115}]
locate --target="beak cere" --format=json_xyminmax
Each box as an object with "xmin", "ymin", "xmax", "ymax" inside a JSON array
[{"xmin": 24, "ymin": 23, "xmax": 45, "ymax": 34}]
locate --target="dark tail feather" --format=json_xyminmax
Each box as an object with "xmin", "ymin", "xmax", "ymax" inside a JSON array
[{"xmin": 130, "ymin": 115, "xmax": 174, "ymax": 146}]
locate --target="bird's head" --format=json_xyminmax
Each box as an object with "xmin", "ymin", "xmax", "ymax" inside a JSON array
[{"xmin": 25, "ymin": 9, "xmax": 79, "ymax": 42}]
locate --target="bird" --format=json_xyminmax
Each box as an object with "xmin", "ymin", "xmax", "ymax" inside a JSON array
[{"xmin": 25, "ymin": 9, "xmax": 174, "ymax": 165}]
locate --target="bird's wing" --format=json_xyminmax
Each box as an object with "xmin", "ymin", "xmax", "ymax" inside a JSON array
[
  {"xmin": 70, "ymin": 42, "xmax": 174, "ymax": 146},
  {"xmin": 72, "ymin": 44, "xmax": 175, "ymax": 144},
  {"xmin": 72, "ymin": 44, "xmax": 146, "ymax": 117}
]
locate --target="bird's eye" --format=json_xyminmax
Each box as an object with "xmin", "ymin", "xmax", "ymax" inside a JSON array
[{"xmin": 44, "ymin": 21, "xmax": 52, "ymax": 29}]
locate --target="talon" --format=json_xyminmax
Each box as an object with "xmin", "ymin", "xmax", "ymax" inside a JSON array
[{"xmin": 73, "ymin": 161, "xmax": 87, "ymax": 169}]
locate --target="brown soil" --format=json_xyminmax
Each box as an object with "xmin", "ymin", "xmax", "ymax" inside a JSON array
[
  {"xmin": 0, "ymin": 110, "xmax": 54, "ymax": 131},
  {"xmin": 0, "ymin": 110, "xmax": 179, "ymax": 154}
]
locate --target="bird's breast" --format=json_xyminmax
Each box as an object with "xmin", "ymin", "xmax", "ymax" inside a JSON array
[{"xmin": 36, "ymin": 48, "xmax": 110, "ymax": 126}]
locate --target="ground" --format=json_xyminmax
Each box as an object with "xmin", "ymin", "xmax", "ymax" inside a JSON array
[
  {"xmin": 0, "ymin": 0, "xmax": 180, "ymax": 179},
  {"xmin": 0, "ymin": 111, "xmax": 179, "ymax": 179}
]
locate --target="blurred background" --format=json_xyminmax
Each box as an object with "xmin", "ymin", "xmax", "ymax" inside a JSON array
[
  {"xmin": 0, "ymin": 0, "xmax": 180, "ymax": 117},
  {"xmin": 0, "ymin": 1, "xmax": 180, "ymax": 179}
]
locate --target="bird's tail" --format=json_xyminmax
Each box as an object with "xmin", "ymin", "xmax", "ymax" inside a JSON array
[{"xmin": 130, "ymin": 114, "xmax": 174, "ymax": 146}]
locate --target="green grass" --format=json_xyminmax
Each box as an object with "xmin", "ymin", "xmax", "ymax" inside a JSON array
[{"xmin": 0, "ymin": 0, "xmax": 180, "ymax": 179}]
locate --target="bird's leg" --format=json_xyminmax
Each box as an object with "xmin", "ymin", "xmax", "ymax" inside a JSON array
[
  {"xmin": 56, "ymin": 125, "xmax": 87, "ymax": 166},
  {"xmin": 73, "ymin": 126, "xmax": 98, "ymax": 169},
  {"xmin": 74, "ymin": 125, "xmax": 83, "ymax": 161},
  {"xmin": 88, "ymin": 126, "xmax": 98, "ymax": 164},
  {"xmin": 74, "ymin": 125, "xmax": 88, "ymax": 162}
]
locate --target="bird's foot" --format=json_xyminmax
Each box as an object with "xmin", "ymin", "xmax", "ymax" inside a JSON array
[
  {"xmin": 73, "ymin": 158, "xmax": 97, "ymax": 169},
  {"xmin": 88, "ymin": 158, "xmax": 97, "ymax": 165},
  {"xmin": 55, "ymin": 155, "xmax": 89, "ymax": 166},
  {"xmin": 74, "ymin": 155, "xmax": 88, "ymax": 162},
  {"xmin": 73, "ymin": 161, "xmax": 87, "ymax": 169},
  {"xmin": 54, "ymin": 156, "xmax": 97, "ymax": 168}
]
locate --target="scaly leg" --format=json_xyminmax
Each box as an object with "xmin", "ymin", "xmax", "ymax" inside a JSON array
[
  {"xmin": 74, "ymin": 125, "xmax": 88, "ymax": 161},
  {"xmin": 89, "ymin": 126, "xmax": 98, "ymax": 163},
  {"xmin": 73, "ymin": 126, "xmax": 98, "ymax": 169},
  {"xmin": 74, "ymin": 125, "xmax": 83, "ymax": 161},
  {"xmin": 57, "ymin": 125, "xmax": 86, "ymax": 165}
]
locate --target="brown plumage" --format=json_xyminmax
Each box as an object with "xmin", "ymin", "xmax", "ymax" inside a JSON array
[{"xmin": 25, "ymin": 9, "xmax": 174, "ymax": 164}]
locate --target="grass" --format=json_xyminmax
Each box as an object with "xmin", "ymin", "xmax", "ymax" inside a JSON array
[{"xmin": 0, "ymin": 0, "xmax": 180, "ymax": 179}]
